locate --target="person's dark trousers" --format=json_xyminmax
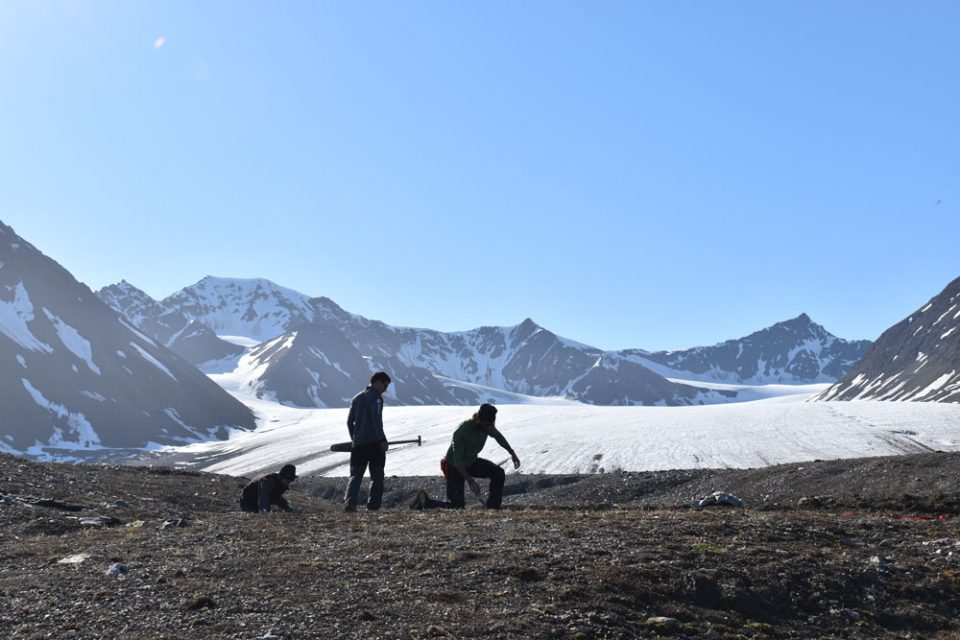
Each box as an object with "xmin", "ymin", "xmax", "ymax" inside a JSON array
[
  {"xmin": 344, "ymin": 442, "xmax": 386, "ymax": 510},
  {"xmin": 446, "ymin": 458, "xmax": 506, "ymax": 509}
]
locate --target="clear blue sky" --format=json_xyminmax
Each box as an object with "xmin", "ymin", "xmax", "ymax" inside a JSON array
[{"xmin": 2, "ymin": 1, "xmax": 958, "ymax": 351}]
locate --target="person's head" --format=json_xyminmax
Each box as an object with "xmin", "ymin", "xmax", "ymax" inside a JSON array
[
  {"xmin": 278, "ymin": 464, "xmax": 297, "ymax": 485},
  {"xmin": 370, "ymin": 371, "xmax": 391, "ymax": 394},
  {"xmin": 475, "ymin": 403, "xmax": 497, "ymax": 430}
]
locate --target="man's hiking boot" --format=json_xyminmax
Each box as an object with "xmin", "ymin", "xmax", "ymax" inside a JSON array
[
  {"xmin": 344, "ymin": 504, "xmax": 357, "ymax": 513},
  {"xmin": 410, "ymin": 489, "xmax": 428, "ymax": 510}
]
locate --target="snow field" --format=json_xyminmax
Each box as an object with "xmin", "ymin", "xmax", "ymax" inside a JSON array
[{"xmin": 168, "ymin": 388, "xmax": 960, "ymax": 478}]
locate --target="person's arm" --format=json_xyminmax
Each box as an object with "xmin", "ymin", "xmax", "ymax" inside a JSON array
[
  {"xmin": 372, "ymin": 394, "xmax": 387, "ymax": 450},
  {"xmin": 346, "ymin": 397, "xmax": 357, "ymax": 439},
  {"xmin": 491, "ymin": 427, "xmax": 521, "ymax": 469},
  {"xmin": 275, "ymin": 493, "xmax": 292, "ymax": 512}
]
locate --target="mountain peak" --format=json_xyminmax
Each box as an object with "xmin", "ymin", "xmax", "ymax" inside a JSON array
[
  {"xmin": 780, "ymin": 312, "xmax": 813, "ymax": 325},
  {"xmin": 638, "ymin": 311, "xmax": 869, "ymax": 384},
  {"xmin": 770, "ymin": 313, "xmax": 826, "ymax": 334},
  {"xmin": 187, "ymin": 276, "xmax": 312, "ymax": 303},
  {"xmin": 163, "ymin": 276, "xmax": 317, "ymax": 342},
  {"xmin": 105, "ymin": 279, "xmax": 147, "ymax": 294},
  {"xmin": 514, "ymin": 317, "xmax": 542, "ymax": 336},
  {"xmin": 196, "ymin": 275, "xmax": 283, "ymax": 289}
]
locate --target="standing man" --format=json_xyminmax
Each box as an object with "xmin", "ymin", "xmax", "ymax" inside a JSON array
[
  {"xmin": 343, "ymin": 371, "xmax": 391, "ymax": 512},
  {"xmin": 240, "ymin": 464, "xmax": 297, "ymax": 513},
  {"xmin": 412, "ymin": 403, "xmax": 521, "ymax": 510}
]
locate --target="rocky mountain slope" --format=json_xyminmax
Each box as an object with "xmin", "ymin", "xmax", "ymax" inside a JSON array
[
  {"xmin": 624, "ymin": 313, "xmax": 872, "ymax": 384},
  {"xmin": 3, "ymin": 451, "xmax": 960, "ymax": 639},
  {"xmin": 0, "ymin": 222, "xmax": 256, "ymax": 456},
  {"xmin": 818, "ymin": 275, "xmax": 960, "ymax": 402}
]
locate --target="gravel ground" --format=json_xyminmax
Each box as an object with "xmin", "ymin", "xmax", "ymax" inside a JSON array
[{"xmin": 3, "ymin": 451, "xmax": 960, "ymax": 639}]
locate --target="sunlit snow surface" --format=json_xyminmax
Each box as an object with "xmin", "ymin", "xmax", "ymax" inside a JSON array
[{"xmin": 166, "ymin": 373, "xmax": 960, "ymax": 478}]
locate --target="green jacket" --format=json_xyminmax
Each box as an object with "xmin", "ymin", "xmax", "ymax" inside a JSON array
[{"xmin": 445, "ymin": 418, "xmax": 514, "ymax": 469}]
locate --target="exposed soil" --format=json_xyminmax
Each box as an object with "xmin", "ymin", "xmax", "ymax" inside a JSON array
[{"xmin": 3, "ymin": 451, "xmax": 960, "ymax": 639}]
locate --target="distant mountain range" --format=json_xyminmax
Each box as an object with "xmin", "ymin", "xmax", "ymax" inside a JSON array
[
  {"xmin": 0, "ymin": 222, "xmax": 255, "ymax": 458},
  {"xmin": 98, "ymin": 276, "xmax": 872, "ymax": 408},
  {"xmin": 818, "ymin": 276, "xmax": 960, "ymax": 402},
  {"xmin": 627, "ymin": 313, "xmax": 872, "ymax": 385}
]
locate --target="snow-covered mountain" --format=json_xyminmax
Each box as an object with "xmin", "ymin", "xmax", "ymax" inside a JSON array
[
  {"xmin": 621, "ymin": 314, "xmax": 871, "ymax": 384},
  {"xmin": 105, "ymin": 278, "xmax": 719, "ymax": 407},
  {"xmin": 818, "ymin": 276, "xmax": 960, "ymax": 402},
  {"xmin": 98, "ymin": 281, "xmax": 243, "ymax": 367},
  {"xmin": 105, "ymin": 277, "xmax": 879, "ymax": 408},
  {"xmin": 160, "ymin": 276, "xmax": 325, "ymax": 342},
  {"xmin": 0, "ymin": 222, "xmax": 256, "ymax": 458}
]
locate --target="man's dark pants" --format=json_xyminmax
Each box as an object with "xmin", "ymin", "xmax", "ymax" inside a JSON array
[
  {"xmin": 446, "ymin": 458, "xmax": 506, "ymax": 509},
  {"xmin": 344, "ymin": 442, "xmax": 385, "ymax": 510}
]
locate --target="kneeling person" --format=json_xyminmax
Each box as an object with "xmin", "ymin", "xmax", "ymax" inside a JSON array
[
  {"xmin": 414, "ymin": 403, "xmax": 521, "ymax": 510},
  {"xmin": 240, "ymin": 464, "xmax": 297, "ymax": 513}
]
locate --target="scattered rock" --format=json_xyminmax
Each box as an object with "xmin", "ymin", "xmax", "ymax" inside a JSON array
[
  {"xmin": 697, "ymin": 491, "xmax": 744, "ymax": 509},
  {"xmin": 57, "ymin": 553, "xmax": 90, "ymax": 565},
  {"xmin": 79, "ymin": 515, "xmax": 122, "ymax": 527}
]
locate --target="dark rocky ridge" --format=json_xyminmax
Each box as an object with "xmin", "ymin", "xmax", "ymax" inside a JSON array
[{"xmin": 3, "ymin": 451, "xmax": 960, "ymax": 638}]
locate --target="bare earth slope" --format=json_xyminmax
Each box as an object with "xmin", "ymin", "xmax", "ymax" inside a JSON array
[{"xmin": 3, "ymin": 452, "xmax": 960, "ymax": 639}]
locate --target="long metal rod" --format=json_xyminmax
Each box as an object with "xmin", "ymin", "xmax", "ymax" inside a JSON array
[{"xmin": 329, "ymin": 435, "xmax": 422, "ymax": 452}]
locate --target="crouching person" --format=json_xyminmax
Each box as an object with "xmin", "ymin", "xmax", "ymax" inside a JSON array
[
  {"xmin": 412, "ymin": 403, "xmax": 521, "ymax": 510},
  {"xmin": 240, "ymin": 464, "xmax": 297, "ymax": 513}
]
